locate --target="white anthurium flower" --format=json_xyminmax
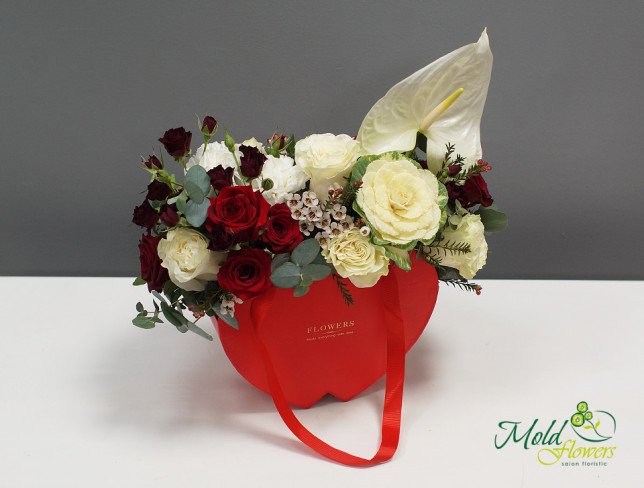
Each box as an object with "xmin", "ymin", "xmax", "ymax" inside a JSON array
[{"xmin": 357, "ymin": 30, "xmax": 492, "ymax": 173}]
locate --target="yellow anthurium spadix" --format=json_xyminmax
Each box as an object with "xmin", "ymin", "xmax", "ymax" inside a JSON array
[{"xmin": 357, "ymin": 30, "xmax": 492, "ymax": 173}]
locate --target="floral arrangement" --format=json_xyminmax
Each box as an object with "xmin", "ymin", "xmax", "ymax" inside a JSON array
[{"xmin": 131, "ymin": 30, "xmax": 506, "ymax": 340}]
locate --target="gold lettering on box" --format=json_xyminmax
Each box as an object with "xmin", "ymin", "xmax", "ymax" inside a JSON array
[{"xmin": 306, "ymin": 320, "xmax": 356, "ymax": 342}]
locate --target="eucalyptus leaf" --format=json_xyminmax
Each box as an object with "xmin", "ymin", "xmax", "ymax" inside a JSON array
[
  {"xmin": 184, "ymin": 165, "xmax": 211, "ymax": 195},
  {"xmin": 184, "ymin": 199, "xmax": 210, "ymax": 227},
  {"xmin": 184, "ymin": 180, "xmax": 205, "ymax": 204},
  {"xmin": 302, "ymin": 263, "xmax": 332, "ymax": 281},
  {"xmin": 175, "ymin": 191, "xmax": 188, "ymax": 214},
  {"xmin": 216, "ymin": 311, "xmax": 239, "ymax": 330},
  {"xmin": 132, "ymin": 316, "xmax": 156, "ymax": 329},
  {"xmin": 186, "ymin": 322, "xmax": 214, "ymax": 341},
  {"xmin": 132, "ymin": 277, "xmax": 146, "ymax": 286},
  {"xmin": 293, "ymin": 285, "xmax": 310, "ymax": 297},
  {"xmin": 135, "ymin": 302, "xmax": 144, "ymax": 312},
  {"xmin": 300, "ymin": 275, "xmax": 313, "ymax": 287},
  {"xmin": 160, "ymin": 301, "xmax": 186, "ymax": 328},
  {"xmin": 291, "ymin": 239, "xmax": 320, "ymax": 266},
  {"xmin": 152, "ymin": 291, "xmax": 167, "ymax": 304},
  {"xmin": 271, "ymin": 253, "xmax": 291, "ymax": 273}
]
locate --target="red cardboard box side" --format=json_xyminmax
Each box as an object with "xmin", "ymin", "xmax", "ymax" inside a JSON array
[{"xmin": 215, "ymin": 261, "xmax": 438, "ymax": 408}]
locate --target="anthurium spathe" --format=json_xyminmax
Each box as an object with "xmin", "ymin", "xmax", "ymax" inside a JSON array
[{"xmin": 357, "ymin": 30, "xmax": 492, "ymax": 173}]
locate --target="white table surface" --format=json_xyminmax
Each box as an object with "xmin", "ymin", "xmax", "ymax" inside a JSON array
[{"xmin": 1, "ymin": 278, "xmax": 642, "ymax": 487}]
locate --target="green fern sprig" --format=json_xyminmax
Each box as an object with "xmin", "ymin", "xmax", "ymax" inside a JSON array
[
  {"xmin": 426, "ymin": 240, "xmax": 471, "ymax": 256},
  {"xmin": 440, "ymin": 279, "xmax": 482, "ymax": 294},
  {"xmin": 332, "ymin": 273, "xmax": 354, "ymax": 306}
]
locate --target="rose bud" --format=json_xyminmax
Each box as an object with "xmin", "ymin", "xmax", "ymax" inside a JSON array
[
  {"xmin": 447, "ymin": 163, "xmax": 462, "ymax": 177},
  {"xmin": 267, "ymin": 132, "xmax": 288, "ymax": 150},
  {"xmin": 239, "ymin": 145, "xmax": 267, "ymax": 178},
  {"xmin": 201, "ymin": 116, "xmax": 218, "ymax": 137},
  {"xmin": 158, "ymin": 127, "xmax": 192, "ymax": 159},
  {"xmin": 207, "ymin": 165, "xmax": 235, "ymax": 191},
  {"xmin": 144, "ymin": 155, "xmax": 163, "ymax": 170},
  {"xmin": 159, "ymin": 205, "xmax": 179, "ymax": 227}
]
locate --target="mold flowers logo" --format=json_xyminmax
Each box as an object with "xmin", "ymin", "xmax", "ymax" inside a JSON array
[{"xmin": 494, "ymin": 401, "xmax": 617, "ymax": 467}]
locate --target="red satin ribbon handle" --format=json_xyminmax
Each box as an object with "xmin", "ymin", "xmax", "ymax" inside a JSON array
[{"xmin": 250, "ymin": 274, "xmax": 406, "ymax": 466}]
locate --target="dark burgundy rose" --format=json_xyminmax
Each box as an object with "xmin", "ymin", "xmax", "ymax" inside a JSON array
[
  {"xmin": 207, "ymin": 165, "xmax": 235, "ymax": 191},
  {"xmin": 146, "ymin": 180, "xmax": 172, "ymax": 201},
  {"xmin": 447, "ymin": 174, "xmax": 493, "ymax": 209},
  {"xmin": 158, "ymin": 127, "xmax": 192, "ymax": 158},
  {"xmin": 239, "ymin": 145, "xmax": 267, "ymax": 178},
  {"xmin": 206, "ymin": 185, "xmax": 269, "ymax": 242},
  {"xmin": 201, "ymin": 116, "xmax": 218, "ymax": 135},
  {"xmin": 207, "ymin": 223, "xmax": 235, "ymax": 251},
  {"xmin": 216, "ymin": 248, "xmax": 272, "ymax": 300},
  {"xmin": 138, "ymin": 234, "xmax": 168, "ymax": 292},
  {"xmin": 159, "ymin": 205, "xmax": 179, "ymax": 227},
  {"xmin": 132, "ymin": 200, "xmax": 158, "ymax": 230},
  {"xmin": 144, "ymin": 155, "xmax": 163, "ymax": 170},
  {"xmin": 260, "ymin": 203, "xmax": 303, "ymax": 253}
]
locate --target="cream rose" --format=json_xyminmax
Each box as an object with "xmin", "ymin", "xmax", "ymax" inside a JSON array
[
  {"xmin": 157, "ymin": 228, "xmax": 226, "ymax": 291},
  {"xmin": 356, "ymin": 156, "xmax": 442, "ymax": 245},
  {"xmin": 294, "ymin": 133, "xmax": 362, "ymax": 198},
  {"xmin": 322, "ymin": 228, "xmax": 390, "ymax": 288},
  {"xmin": 185, "ymin": 141, "xmax": 241, "ymax": 172},
  {"xmin": 438, "ymin": 214, "xmax": 488, "ymax": 279}
]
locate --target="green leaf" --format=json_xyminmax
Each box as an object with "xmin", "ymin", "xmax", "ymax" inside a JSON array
[
  {"xmin": 302, "ymin": 263, "xmax": 332, "ymax": 281},
  {"xmin": 184, "ymin": 199, "xmax": 210, "ymax": 227},
  {"xmin": 384, "ymin": 246, "xmax": 412, "ymax": 271},
  {"xmin": 175, "ymin": 191, "xmax": 188, "ymax": 214},
  {"xmin": 300, "ymin": 275, "xmax": 313, "ymax": 287},
  {"xmin": 271, "ymin": 253, "xmax": 291, "ymax": 273},
  {"xmin": 135, "ymin": 302, "xmax": 144, "ymax": 312},
  {"xmin": 184, "ymin": 165, "xmax": 211, "ymax": 204},
  {"xmin": 476, "ymin": 207, "xmax": 508, "ymax": 233},
  {"xmin": 216, "ymin": 311, "xmax": 239, "ymax": 329},
  {"xmin": 132, "ymin": 316, "xmax": 156, "ymax": 329},
  {"xmin": 186, "ymin": 321, "xmax": 213, "ymax": 341},
  {"xmin": 291, "ymin": 239, "xmax": 320, "ymax": 266},
  {"xmin": 160, "ymin": 301, "xmax": 186, "ymax": 328},
  {"xmin": 271, "ymin": 262, "xmax": 302, "ymax": 288},
  {"xmin": 132, "ymin": 277, "xmax": 146, "ymax": 286},
  {"xmin": 293, "ymin": 285, "xmax": 310, "ymax": 297}
]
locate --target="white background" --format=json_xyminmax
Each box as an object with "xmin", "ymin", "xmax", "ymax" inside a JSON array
[{"xmin": 1, "ymin": 278, "xmax": 642, "ymax": 487}]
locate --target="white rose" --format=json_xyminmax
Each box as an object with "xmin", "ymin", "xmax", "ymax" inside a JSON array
[
  {"xmin": 356, "ymin": 155, "xmax": 442, "ymax": 245},
  {"xmin": 186, "ymin": 141, "xmax": 241, "ymax": 172},
  {"xmin": 157, "ymin": 228, "xmax": 226, "ymax": 291},
  {"xmin": 322, "ymin": 228, "xmax": 390, "ymax": 288},
  {"xmin": 251, "ymin": 155, "xmax": 309, "ymax": 204},
  {"xmin": 294, "ymin": 133, "xmax": 362, "ymax": 198},
  {"xmin": 439, "ymin": 214, "xmax": 488, "ymax": 279}
]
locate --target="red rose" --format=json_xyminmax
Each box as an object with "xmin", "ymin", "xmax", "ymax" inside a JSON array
[
  {"xmin": 217, "ymin": 248, "xmax": 272, "ymax": 300},
  {"xmin": 261, "ymin": 203, "xmax": 303, "ymax": 253},
  {"xmin": 146, "ymin": 180, "xmax": 172, "ymax": 201},
  {"xmin": 447, "ymin": 174, "xmax": 493, "ymax": 209},
  {"xmin": 206, "ymin": 185, "xmax": 269, "ymax": 242},
  {"xmin": 159, "ymin": 127, "xmax": 192, "ymax": 158},
  {"xmin": 138, "ymin": 234, "xmax": 169, "ymax": 292}
]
